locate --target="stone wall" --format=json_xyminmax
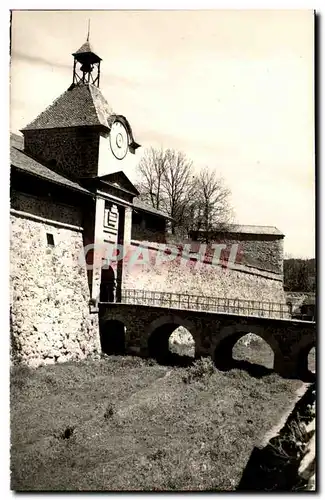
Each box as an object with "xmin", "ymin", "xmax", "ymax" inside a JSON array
[
  {"xmin": 131, "ymin": 224, "xmax": 167, "ymax": 243},
  {"xmin": 121, "ymin": 242, "xmax": 286, "ymax": 304},
  {"xmin": 190, "ymin": 234, "xmax": 284, "ymax": 274},
  {"xmin": 10, "ymin": 194, "xmax": 100, "ymax": 367},
  {"xmin": 23, "ymin": 127, "xmax": 100, "ymax": 180},
  {"xmin": 222, "ymin": 235, "xmax": 283, "ymax": 274},
  {"xmin": 11, "ymin": 190, "xmax": 83, "ymax": 226}
]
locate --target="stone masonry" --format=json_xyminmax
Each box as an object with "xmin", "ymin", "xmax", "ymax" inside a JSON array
[
  {"xmin": 100, "ymin": 303, "xmax": 316, "ymax": 379},
  {"xmin": 207, "ymin": 235, "xmax": 284, "ymax": 274},
  {"xmin": 10, "ymin": 199, "xmax": 100, "ymax": 368},
  {"xmin": 23, "ymin": 127, "xmax": 100, "ymax": 180},
  {"xmin": 121, "ymin": 243, "xmax": 287, "ymax": 304}
]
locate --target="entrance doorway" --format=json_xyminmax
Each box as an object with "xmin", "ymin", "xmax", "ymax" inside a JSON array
[{"xmin": 100, "ymin": 266, "xmax": 116, "ymax": 302}]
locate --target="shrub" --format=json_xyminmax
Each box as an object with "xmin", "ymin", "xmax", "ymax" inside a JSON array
[
  {"xmin": 104, "ymin": 404, "xmax": 114, "ymax": 420},
  {"xmin": 182, "ymin": 357, "xmax": 215, "ymax": 383},
  {"xmin": 55, "ymin": 425, "xmax": 75, "ymax": 440},
  {"xmin": 10, "ymin": 364, "xmax": 32, "ymax": 391}
]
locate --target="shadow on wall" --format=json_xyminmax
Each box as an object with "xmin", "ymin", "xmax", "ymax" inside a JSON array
[
  {"xmin": 131, "ymin": 224, "xmax": 167, "ymax": 243},
  {"xmin": 100, "ymin": 320, "xmax": 125, "ymax": 355}
]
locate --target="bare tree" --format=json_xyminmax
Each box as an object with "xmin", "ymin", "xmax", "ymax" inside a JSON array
[
  {"xmin": 136, "ymin": 147, "xmax": 168, "ymax": 210},
  {"xmin": 191, "ymin": 168, "xmax": 233, "ymax": 238},
  {"xmin": 136, "ymin": 148, "xmax": 195, "ymax": 233},
  {"xmin": 161, "ymin": 149, "xmax": 196, "ymax": 232},
  {"xmin": 136, "ymin": 148, "xmax": 233, "ymax": 238}
]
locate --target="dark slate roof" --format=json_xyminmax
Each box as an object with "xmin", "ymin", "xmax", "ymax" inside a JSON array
[
  {"xmin": 10, "ymin": 133, "xmax": 90, "ymax": 194},
  {"xmin": 228, "ymin": 224, "xmax": 284, "ymax": 236},
  {"xmin": 73, "ymin": 41, "xmax": 95, "ymax": 55},
  {"xmin": 227, "ymin": 224, "xmax": 284, "ymax": 236},
  {"xmin": 194, "ymin": 224, "xmax": 284, "ymax": 237},
  {"xmin": 133, "ymin": 198, "xmax": 172, "ymax": 220},
  {"xmin": 22, "ymin": 84, "xmax": 114, "ymax": 131}
]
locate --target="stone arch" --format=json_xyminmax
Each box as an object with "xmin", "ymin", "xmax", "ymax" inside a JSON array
[
  {"xmin": 146, "ymin": 314, "xmax": 197, "ymax": 365},
  {"xmin": 99, "ymin": 319, "xmax": 126, "ymax": 355},
  {"xmin": 291, "ymin": 336, "xmax": 316, "ymax": 381},
  {"xmin": 213, "ymin": 323, "xmax": 280, "ymax": 373}
]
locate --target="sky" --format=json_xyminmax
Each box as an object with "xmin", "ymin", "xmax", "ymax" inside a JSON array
[{"xmin": 10, "ymin": 9, "xmax": 315, "ymax": 258}]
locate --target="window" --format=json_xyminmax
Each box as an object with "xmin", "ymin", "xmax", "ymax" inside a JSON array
[{"xmin": 46, "ymin": 233, "xmax": 55, "ymax": 247}]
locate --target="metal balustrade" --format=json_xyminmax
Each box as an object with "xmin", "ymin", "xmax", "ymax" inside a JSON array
[{"xmin": 120, "ymin": 289, "xmax": 291, "ymax": 319}]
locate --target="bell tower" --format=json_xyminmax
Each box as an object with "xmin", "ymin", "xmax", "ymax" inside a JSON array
[
  {"xmin": 72, "ymin": 26, "xmax": 101, "ymax": 87},
  {"xmin": 22, "ymin": 28, "xmax": 140, "ymax": 182}
]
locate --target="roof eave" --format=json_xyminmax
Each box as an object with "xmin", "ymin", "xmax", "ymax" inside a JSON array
[
  {"xmin": 230, "ymin": 231, "xmax": 284, "ymax": 238},
  {"xmin": 133, "ymin": 205, "xmax": 173, "ymax": 221},
  {"xmin": 99, "ymin": 180, "xmax": 138, "ymax": 198},
  {"xmin": 20, "ymin": 122, "xmax": 109, "ymax": 133},
  {"xmin": 191, "ymin": 228, "xmax": 284, "ymax": 237},
  {"xmin": 72, "ymin": 51, "xmax": 102, "ymax": 62},
  {"xmin": 11, "ymin": 163, "xmax": 93, "ymax": 197}
]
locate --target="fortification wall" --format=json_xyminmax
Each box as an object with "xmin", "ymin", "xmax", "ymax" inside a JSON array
[
  {"xmin": 121, "ymin": 241, "xmax": 286, "ymax": 304},
  {"xmin": 10, "ymin": 193, "xmax": 100, "ymax": 367},
  {"xmin": 203, "ymin": 235, "xmax": 284, "ymax": 274},
  {"xmin": 130, "ymin": 227, "xmax": 284, "ymax": 274}
]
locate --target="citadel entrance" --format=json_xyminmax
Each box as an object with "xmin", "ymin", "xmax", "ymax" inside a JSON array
[{"xmin": 99, "ymin": 266, "xmax": 116, "ymax": 302}]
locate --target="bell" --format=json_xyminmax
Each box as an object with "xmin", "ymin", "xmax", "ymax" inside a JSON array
[{"xmin": 80, "ymin": 62, "xmax": 93, "ymax": 73}]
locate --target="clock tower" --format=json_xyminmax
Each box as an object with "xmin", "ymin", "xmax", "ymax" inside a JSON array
[
  {"xmin": 21, "ymin": 37, "xmax": 140, "ymax": 182},
  {"xmin": 21, "ymin": 37, "xmax": 142, "ymax": 304}
]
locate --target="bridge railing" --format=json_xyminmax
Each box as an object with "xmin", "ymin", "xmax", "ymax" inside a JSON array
[{"xmin": 121, "ymin": 289, "xmax": 291, "ymax": 319}]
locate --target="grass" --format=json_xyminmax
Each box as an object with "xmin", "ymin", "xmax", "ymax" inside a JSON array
[{"xmin": 10, "ymin": 348, "xmax": 310, "ymax": 492}]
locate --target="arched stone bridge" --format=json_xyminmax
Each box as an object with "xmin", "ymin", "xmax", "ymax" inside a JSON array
[{"xmin": 98, "ymin": 303, "xmax": 316, "ymax": 380}]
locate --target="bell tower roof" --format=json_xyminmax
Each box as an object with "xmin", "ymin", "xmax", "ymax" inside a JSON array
[
  {"xmin": 21, "ymin": 24, "xmax": 140, "ymax": 155},
  {"xmin": 21, "ymin": 84, "xmax": 114, "ymax": 131},
  {"xmin": 72, "ymin": 41, "xmax": 102, "ymax": 64},
  {"xmin": 71, "ymin": 23, "xmax": 102, "ymax": 87}
]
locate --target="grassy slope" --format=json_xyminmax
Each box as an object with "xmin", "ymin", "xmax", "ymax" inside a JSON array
[{"xmin": 10, "ymin": 348, "xmax": 309, "ymax": 492}]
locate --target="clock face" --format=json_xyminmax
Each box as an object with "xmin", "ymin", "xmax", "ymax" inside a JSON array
[{"xmin": 110, "ymin": 121, "xmax": 129, "ymax": 160}]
